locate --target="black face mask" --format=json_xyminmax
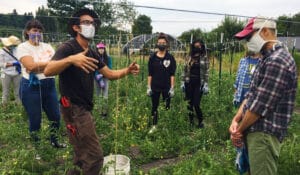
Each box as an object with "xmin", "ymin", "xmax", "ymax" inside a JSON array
[
  {"xmin": 192, "ymin": 47, "xmax": 202, "ymax": 53},
  {"xmin": 157, "ymin": 44, "xmax": 167, "ymax": 51}
]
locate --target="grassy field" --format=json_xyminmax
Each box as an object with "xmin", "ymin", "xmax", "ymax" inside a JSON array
[{"xmin": 0, "ymin": 51, "xmax": 299, "ymax": 175}]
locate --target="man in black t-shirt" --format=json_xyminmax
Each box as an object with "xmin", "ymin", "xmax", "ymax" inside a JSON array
[{"xmin": 44, "ymin": 9, "xmax": 139, "ymax": 175}]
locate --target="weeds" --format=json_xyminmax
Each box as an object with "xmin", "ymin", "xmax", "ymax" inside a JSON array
[{"xmin": 0, "ymin": 55, "xmax": 299, "ymax": 174}]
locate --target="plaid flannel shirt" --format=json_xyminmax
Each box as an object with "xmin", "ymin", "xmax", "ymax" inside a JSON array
[
  {"xmin": 234, "ymin": 57, "xmax": 259, "ymax": 103},
  {"xmin": 182, "ymin": 54, "xmax": 209, "ymax": 85},
  {"xmin": 243, "ymin": 45, "xmax": 297, "ymax": 142}
]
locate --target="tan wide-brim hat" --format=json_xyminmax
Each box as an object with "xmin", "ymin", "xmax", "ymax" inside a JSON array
[{"xmin": 1, "ymin": 35, "xmax": 21, "ymax": 47}]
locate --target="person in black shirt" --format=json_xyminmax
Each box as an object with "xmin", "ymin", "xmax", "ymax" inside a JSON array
[
  {"xmin": 182, "ymin": 39, "xmax": 209, "ymax": 128},
  {"xmin": 44, "ymin": 9, "xmax": 139, "ymax": 175},
  {"xmin": 147, "ymin": 33, "xmax": 176, "ymax": 134}
]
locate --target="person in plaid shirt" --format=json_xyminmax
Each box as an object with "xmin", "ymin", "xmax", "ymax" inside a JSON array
[
  {"xmin": 229, "ymin": 16, "xmax": 297, "ymax": 175},
  {"xmin": 233, "ymin": 51, "xmax": 260, "ymax": 107}
]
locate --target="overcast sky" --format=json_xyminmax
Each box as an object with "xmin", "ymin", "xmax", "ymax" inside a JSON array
[{"xmin": 0, "ymin": 0, "xmax": 299, "ymax": 36}]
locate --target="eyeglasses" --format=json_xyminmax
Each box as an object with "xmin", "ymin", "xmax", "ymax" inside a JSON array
[{"xmin": 80, "ymin": 20, "xmax": 97, "ymax": 26}]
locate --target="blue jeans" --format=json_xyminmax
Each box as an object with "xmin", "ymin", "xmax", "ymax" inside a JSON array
[{"xmin": 20, "ymin": 78, "xmax": 61, "ymax": 139}]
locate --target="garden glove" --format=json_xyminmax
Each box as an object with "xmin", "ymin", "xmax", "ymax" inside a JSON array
[
  {"xmin": 29, "ymin": 72, "xmax": 40, "ymax": 86},
  {"xmin": 168, "ymin": 87, "xmax": 174, "ymax": 97},
  {"xmin": 202, "ymin": 82, "xmax": 209, "ymax": 95},
  {"xmin": 95, "ymin": 73, "xmax": 105, "ymax": 89},
  {"xmin": 147, "ymin": 86, "xmax": 152, "ymax": 97},
  {"xmin": 180, "ymin": 82, "xmax": 185, "ymax": 92},
  {"xmin": 12, "ymin": 61, "xmax": 21, "ymax": 74}
]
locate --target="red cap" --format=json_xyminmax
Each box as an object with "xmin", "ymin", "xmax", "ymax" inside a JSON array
[
  {"xmin": 235, "ymin": 16, "xmax": 276, "ymax": 39},
  {"xmin": 234, "ymin": 18, "xmax": 255, "ymax": 39}
]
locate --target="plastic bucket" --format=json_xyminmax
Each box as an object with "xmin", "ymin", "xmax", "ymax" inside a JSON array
[{"xmin": 103, "ymin": 154, "xmax": 130, "ymax": 175}]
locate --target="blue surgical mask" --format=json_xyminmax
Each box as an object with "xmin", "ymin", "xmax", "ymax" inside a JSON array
[{"xmin": 29, "ymin": 32, "xmax": 42, "ymax": 44}]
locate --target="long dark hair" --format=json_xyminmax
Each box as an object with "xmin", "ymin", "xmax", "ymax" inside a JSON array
[
  {"xmin": 23, "ymin": 19, "xmax": 44, "ymax": 40},
  {"xmin": 190, "ymin": 39, "xmax": 206, "ymax": 56},
  {"xmin": 97, "ymin": 47, "xmax": 109, "ymax": 64}
]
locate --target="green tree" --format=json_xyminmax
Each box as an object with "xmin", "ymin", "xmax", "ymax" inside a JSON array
[
  {"xmin": 291, "ymin": 13, "xmax": 300, "ymax": 36},
  {"xmin": 113, "ymin": 0, "xmax": 137, "ymax": 30},
  {"xmin": 36, "ymin": 6, "xmax": 58, "ymax": 33},
  {"xmin": 277, "ymin": 15, "xmax": 292, "ymax": 36},
  {"xmin": 47, "ymin": 0, "xmax": 136, "ymax": 34},
  {"xmin": 47, "ymin": 0, "xmax": 83, "ymax": 33},
  {"xmin": 178, "ymin": 28, "xmax": 204, "ymax": 43},
  {"xmin": 132, "ymin": 14, "xmax": 152, "ymax": 35},
  {"xmin": 211, "ymin": 16, "xmax": 244, "ymax": 42}
]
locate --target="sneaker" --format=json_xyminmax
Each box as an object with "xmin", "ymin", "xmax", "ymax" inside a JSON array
[
  {"xmin": 148, "ymin": 125, "xmax": 157, "ymax": 134},
  {"xmin": 51, "ymin": 140, "xmax": 67, "ymax": 148}
]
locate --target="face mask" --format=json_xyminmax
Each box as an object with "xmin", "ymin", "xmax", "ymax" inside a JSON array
[
  {"xmin": 80, "ymin": 25, "xmax": 95, "ymax": 40},
  {"xmin": 8, "ymin": 45, "xmax": 16, "ymax": 52},
  {"xmin": 246, "ymin": 29, "xmax": 266, "ymax": 53},
  {"xmin": 29, "ymin": 32, "xmax": 42, "ymax": 44},
  {"xmin": 192, "ymin": 47, "xmax": 202, "ymax": 53},
  {"xmin": 157, "ymin": 44, "xmax": 166, "ymax": 51}
]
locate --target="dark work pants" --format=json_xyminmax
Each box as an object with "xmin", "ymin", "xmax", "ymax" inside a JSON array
[
  {"xmin": 185, "ymin": 79, "xmax": 203, "ymax": 125},
  {"xmin": 151, "ymin": 90, "xmax": 170, "ymax": 125},
  {"xmin": 61, "ymin": 103, "xmax": 103, "ymax": 175}
]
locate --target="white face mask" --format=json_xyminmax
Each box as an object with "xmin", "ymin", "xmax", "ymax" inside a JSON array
[
  {"xmin": 79, "ymin": 25, "xmax": 95, "ymax": 39},
  {"xmin": 246, "ymin": 28, "xmax": 266, "ymax": 53}
]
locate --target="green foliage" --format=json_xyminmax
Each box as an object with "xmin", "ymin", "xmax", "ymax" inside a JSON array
[
  {"xmin": 47, "ymin": 0, "xmax": 136, "ymax": 34},
  {"xmin": 0, "ymin": 53, "xmax": 299, "ymax": 175},
  {"xmin": 277, "ymin": 13, "xmax": 300, "ymax": 36},
  {"xmin": 132, "ymin": 15, "xmax": 152, "ymax": 35},
  {"xmin": 0, "ymin": 10, "xmax": 33, "ymax": 32},
  {"xmin": 36, "ymin": 6, "xmax": 58, "ymax": 33},
  {"xmin": 178, "ymin": 28, "xmax": 204, "ymax": 43},
  {"xmin": 211, "ymin": 16, "xmax": 244, "ymax": 41}
]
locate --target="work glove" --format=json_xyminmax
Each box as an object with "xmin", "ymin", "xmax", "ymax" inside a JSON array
[
  {"xmin": 147, "ymin": 86, "xmax": 152, "ymax": 97},
  {"xmin": 95, "ymin": 73, "xmax": 105, "ymax": 89},
  {"xmin": 202, "ymin": 82, "xmax": 209, "ymax": 95},
  {"xmin": 180, "ymin": 82, "xmax": 185, "ymax": 92},
  {"xmin": 29, "ymin": 72, "xmax": 40, "ymax": 86},
  {"xmin": 12, "ymin": 61, "xmax": 21, "ymax": 74},
  {"xmin": 168, "ymin": 87, "xmax": 175, "ymax": 97}
]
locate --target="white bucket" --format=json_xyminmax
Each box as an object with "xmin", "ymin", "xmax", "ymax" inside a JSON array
[{"xmin": 103, "ymin": 154, "xmax": 130, "ymax": 175}]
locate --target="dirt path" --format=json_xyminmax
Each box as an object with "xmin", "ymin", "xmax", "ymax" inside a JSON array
[{"xmin": 140, "ymin": 154, "xmax": 193, "ymax": 173}]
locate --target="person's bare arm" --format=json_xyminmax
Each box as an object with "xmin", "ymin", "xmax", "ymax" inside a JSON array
[
  {"xmin": 100, "ymin": 62, "xmax": 139, "ymax": 80},
  {"xmin": 44, "ymin": 49, "xmax": 98, "ymax": 76},
  {"xmin": 20, "ymin": 56, "xmax": 48, "ymax": 73},
  {"xmin": 147, "ymin": 76, "xmax": 152, "ymax": 87},
  {"xmin": 170, "ymin": 76, "xmax": 175, "ymax": 88},
  {"xmin": 229, "ymin": 99, "xmax": 246, "ymax": 133}
]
